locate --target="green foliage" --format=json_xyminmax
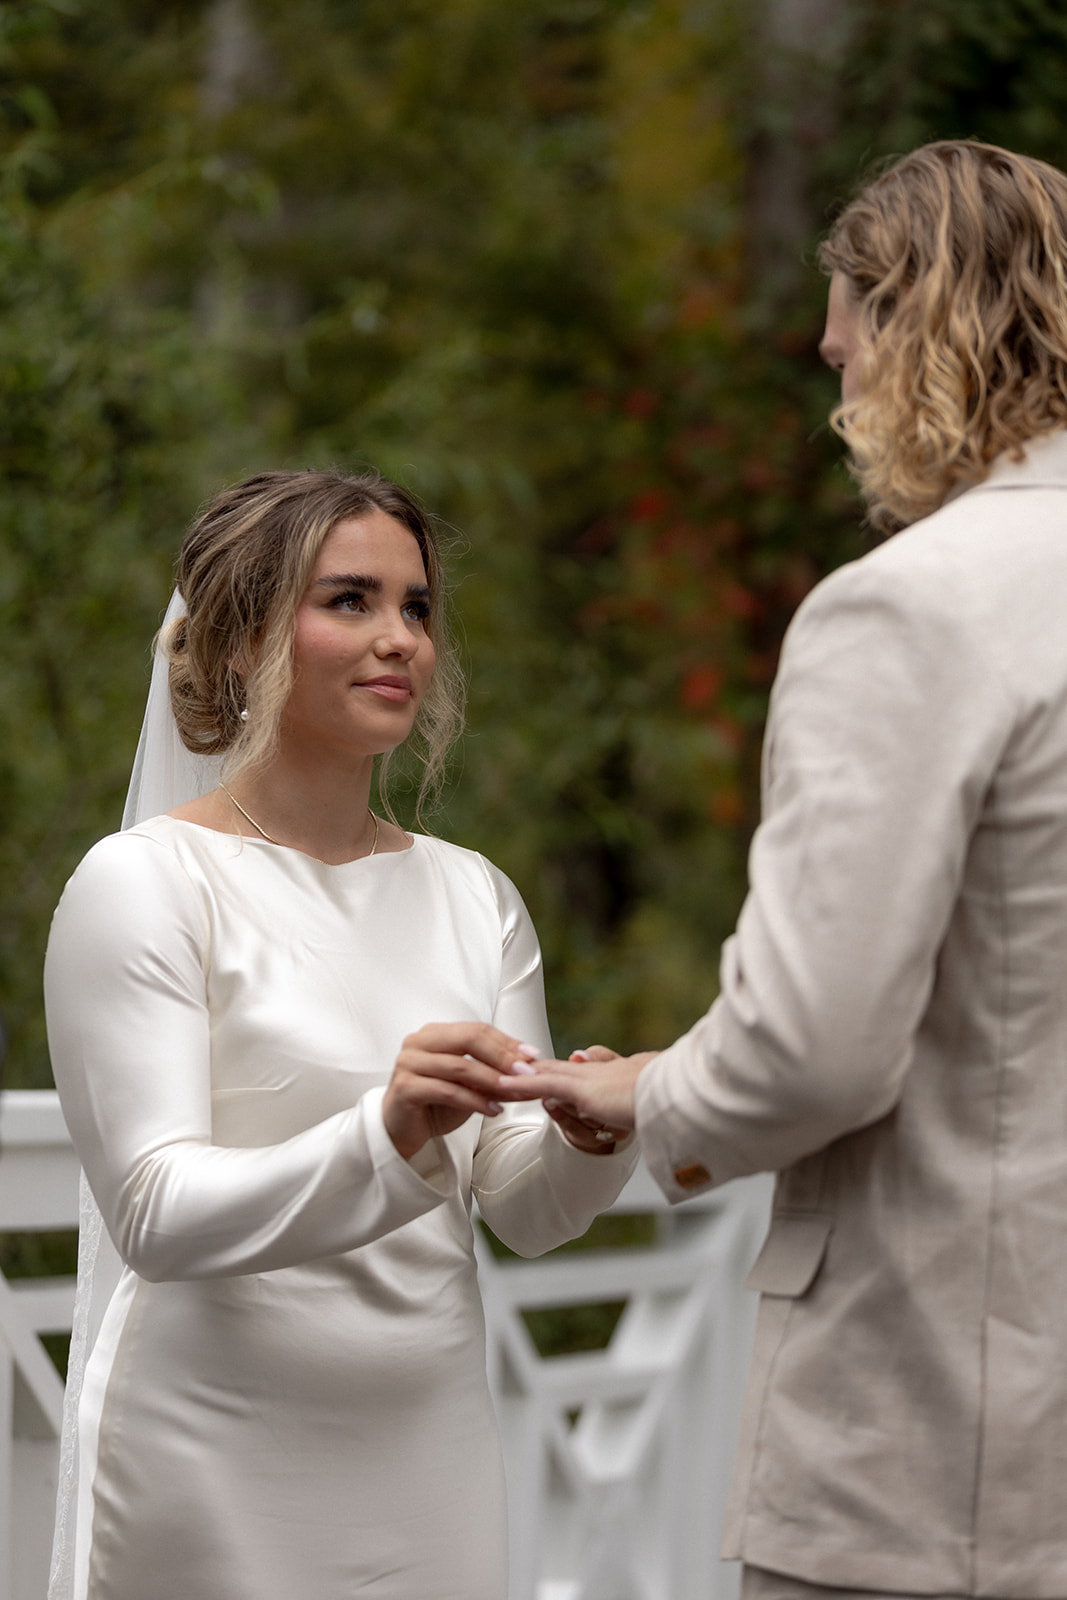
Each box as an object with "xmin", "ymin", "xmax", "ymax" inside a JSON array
[
  {"xmin": 480, "ymin": 1211, "xmax": 658, "ymax": 1261},
  {"xmin": 0, "ymin": 1227, "xmax": 78, "ymax": 1277},
  {"xmin": 828, "ymin": 0, "xmax": 1067, "ymax": 175},
  {"xmin": 522, "ymin": 1300, "xmax": 627, "ymax": 1358},
  {"xmin": 0, "ymin": 198, "xmax": 243, "ymax": 1083},
  {"xmin": 2, "ymin": 0, "xmax": 1067, "ymax": 1082},
  {"xmin": 0, "ymin": 1228, "xmax": 77, "ymax": 1370}
]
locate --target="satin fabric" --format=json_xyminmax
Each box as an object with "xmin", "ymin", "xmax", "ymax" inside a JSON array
[{"xmin": 45, "ymin": 817, "xmax": 636, "ymax": 1600}]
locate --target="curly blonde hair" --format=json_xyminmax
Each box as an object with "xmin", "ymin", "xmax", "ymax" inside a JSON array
[
  {"xmin": 164, "ymin": 469, "xmax": 465, "ymax": 817},
  {"xmin": 819, "ymin": 140, "xmax": 1067, "ymax": 533}
]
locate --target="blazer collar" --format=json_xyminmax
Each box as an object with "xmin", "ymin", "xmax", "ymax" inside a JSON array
[{"xmin": 967, "ymin": 428, "xmax": 1067, "ymax": 494}]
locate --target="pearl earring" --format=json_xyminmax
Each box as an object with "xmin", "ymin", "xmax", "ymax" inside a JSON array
[{"xmin": 239, "ymin": 708, "xmax": 249, "ymax": 723}]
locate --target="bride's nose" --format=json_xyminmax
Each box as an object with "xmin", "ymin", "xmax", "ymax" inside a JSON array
[{"xmin": 373, "ymin": 610, "xmax": 420, "ymax": 659}]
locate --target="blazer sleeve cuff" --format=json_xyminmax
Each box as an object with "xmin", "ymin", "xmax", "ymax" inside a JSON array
[{"xmin": 635, "ymin": 1030, "xmax": 728, "ymax": 1203}]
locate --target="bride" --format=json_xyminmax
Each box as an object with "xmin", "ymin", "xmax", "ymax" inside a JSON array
[{"xmin": 44, "ymin": 469, "xmax": 634, "ymax": 1600}]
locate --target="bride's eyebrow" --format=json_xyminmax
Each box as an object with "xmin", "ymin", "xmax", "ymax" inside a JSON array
[
  {"xmin": 313, "ymin": 573, "xmax": 432, "ymax": 602},
  {"xmin": 314, "ymin": 572, "xmax": 381, "ymax": 591}
]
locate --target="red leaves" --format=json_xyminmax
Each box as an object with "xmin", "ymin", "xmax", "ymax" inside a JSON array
[
  {"xmin": 710, "ymin": 785, "xmax": 744, "ymax": 827},
  {"xmin": 623, "ymin": 388, "xmax": 659, "ymax": 419},
  {"xmin": 740, "ymin": 455, "xmax": 778, "ymax": 494},
  {"xmin": 628, "ymin": 486, "xmax": 668, "ymax": 521},
  {"xmin": 680, "ymin": 664, "xmax": 722, "ymax": 710}
]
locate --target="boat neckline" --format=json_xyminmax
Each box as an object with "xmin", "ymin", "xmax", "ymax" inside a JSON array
[{"xmin": 142, "ymin": 811, "xmax": 419, "ymax": 867}]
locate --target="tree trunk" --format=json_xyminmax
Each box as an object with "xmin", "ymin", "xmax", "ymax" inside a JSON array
[{"xmin": 746, "ymin": 0, "xmax": 856, "ymax": 308}]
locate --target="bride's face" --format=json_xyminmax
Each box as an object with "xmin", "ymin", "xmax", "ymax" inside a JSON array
[{"xmin": 281, "ymin": 509, "xmax": 437, "ymax": 762}]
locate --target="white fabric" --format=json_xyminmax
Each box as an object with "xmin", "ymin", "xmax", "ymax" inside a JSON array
[
  {"xmin": 51, "ymin": 588, "xmax": 209, "ymax": 1600},
  {"xmin": 44, "ymin": 615, "xmax": 636, "ymax": 1597},
  {"xmin": 121, "ymin": 589, "xmax": 222, "ymax": 828}
]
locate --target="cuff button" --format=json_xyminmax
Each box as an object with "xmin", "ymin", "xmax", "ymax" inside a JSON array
[{"xmin": 673, "ymin": 1162, "xmax": 711, "ymax": 1189}]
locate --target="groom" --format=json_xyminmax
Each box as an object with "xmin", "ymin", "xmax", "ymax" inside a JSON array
[{"xmin": 503, "ymin": 140, "xmax": 1067, "ymax": 1600}]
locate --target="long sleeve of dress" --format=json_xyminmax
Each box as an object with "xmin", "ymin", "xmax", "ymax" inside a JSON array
[
  {"xmin": 45, "ymin": 833, "xmax": 456, "ymax": 1280},
  {"xmin": 469, "ymin": 858, "xmax": 638, "ymax": 1257}
]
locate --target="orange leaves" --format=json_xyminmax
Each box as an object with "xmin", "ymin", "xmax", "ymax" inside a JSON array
[
  {"xmin": 623, "ymin": 388, "xmax": 659, "ymax": 419},
  {"xmin": 678, "ymin": 282, "xmax": 726, "ymax": 331},
  {"xmin": 719, "ymin": 581, "xmax": 758, "ymax": 621},
  {"xmin": 740, "ymin": 454, "xmax": 778, "ymax": 494},
  {"xmin": 627, "ymin": 486, "xmax": 668, "ymax": 521},
  {"xmin": 555, "ymin": 261, "xmax": 851, "ymax": 862},
  {"xmin": 710, "ymin": 784, "xmax": 744, "ymax": 827},
  {"xmin": 680, "ymin": 663, "xmax": 722, "ymax": 711}
]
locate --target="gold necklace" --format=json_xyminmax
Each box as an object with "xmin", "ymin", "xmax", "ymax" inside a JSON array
[{"xmin": 220, "ymin": 784, "xmax": 379, "ymax": 861}]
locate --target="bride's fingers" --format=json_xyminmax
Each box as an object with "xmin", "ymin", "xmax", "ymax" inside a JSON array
[
  {"xmin": 398, "ymin": 1022, "xmax": 541, "ymax": 1077},
  {"xmin": 393, "ymin": 1047, "xmax": 519, "ymax": 1099},
  {"xmin": 385, "ymin": 1063, "xmax": 506, "ymax": 1135},
  {"xmin": 397, "ymin": 1075, "xmax": 504, "ymax": 1117},
  {"xmin": 384, "ymin": 1067, "xmax": 503, "ymax": 1160}
]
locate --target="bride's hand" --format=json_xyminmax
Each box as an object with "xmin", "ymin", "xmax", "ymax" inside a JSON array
[{"xmin": 382, "ymin": 1022, "xmax": 540, "ymax": 1160}]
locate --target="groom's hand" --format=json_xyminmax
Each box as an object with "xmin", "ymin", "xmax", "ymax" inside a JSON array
[{"xmin": 498, "ymin": 1044, "xmax": 660, "ymax": 1138}]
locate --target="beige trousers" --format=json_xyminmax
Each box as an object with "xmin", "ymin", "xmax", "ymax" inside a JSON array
[{"xmin": 740, "ymin": 1569, "xmax": 1044, "ymax": 1600}]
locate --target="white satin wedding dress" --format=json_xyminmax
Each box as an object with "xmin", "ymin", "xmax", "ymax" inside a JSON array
[{"xmin": 44, "ymin": 812, "xmax": 635, "ymax": 1600}]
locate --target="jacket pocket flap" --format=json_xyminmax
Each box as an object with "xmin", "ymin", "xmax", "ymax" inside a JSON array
[{"xmin": 744, "ymin": 1212, "xmax": 833, "ymax": 1297}]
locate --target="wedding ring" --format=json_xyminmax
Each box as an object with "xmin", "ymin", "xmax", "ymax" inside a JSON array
[{"xmin": 594, "ymin": 1128, "xmax": 617, "ymax": 1142}]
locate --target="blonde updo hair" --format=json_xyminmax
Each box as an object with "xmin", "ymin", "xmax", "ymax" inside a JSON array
[
  {"xmin": 164, "ymin": 469, "xmax": 464, "ymax": 815},
  {"xmin": 819, "ymin": 140, "xmax": 1067, "ymax": 533}
]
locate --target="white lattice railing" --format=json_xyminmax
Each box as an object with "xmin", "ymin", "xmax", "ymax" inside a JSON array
[
  {"xmin": 0, "ymin": 1091, "xmax": 769, "ymax": 1600},
  {"xmin": 0, "ymin": 1092, "xmax": 79, "ymax": 1600}
]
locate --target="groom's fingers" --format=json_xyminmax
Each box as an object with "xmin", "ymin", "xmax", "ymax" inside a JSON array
[
  {"xmin": 500, "ymin": 1053, "xmax": 648, "ymax": 1131},
  {"xmin": 499, "ymin": 1062, "xmax": 576, "ymax": 1100},
  {"xmin": 570, "ymin": 1044, "xmax": 620, "ymax": 1063},
  {"xmin": 498, "ymin": 1061, "xmax": 609, "ymax": 1123}
]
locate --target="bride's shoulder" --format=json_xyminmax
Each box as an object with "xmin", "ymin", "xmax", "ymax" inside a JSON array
[
  {"xmin": 63, "ymin": 816, "xmax": 204, "ymax": 899},
  {"xmin": 413, "ymin": 833, "xmax": 527, "ymax": 911},
  {"xmin": 51, "ymin": 820, "xmax": 206, "ymax": 946},
  {"xmin": 410, "ymin": 831, "xmax": 492, "ymax": 873}
]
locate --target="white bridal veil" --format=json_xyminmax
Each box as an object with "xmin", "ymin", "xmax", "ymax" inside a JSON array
[{"xmin": 48, "ymin": 591, "xmax": 223, "ymax": 1600}]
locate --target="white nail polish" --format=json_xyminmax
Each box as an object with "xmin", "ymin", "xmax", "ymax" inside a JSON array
[
  {"xmin": 517, "ymin": 1042, "xmax": 539, "ymax": 1060},
  {"xmin": 510, "ymin": 1059, "xmax": 538, "ymax": 1075}
]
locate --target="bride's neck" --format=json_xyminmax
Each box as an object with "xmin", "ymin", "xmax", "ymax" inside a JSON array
[{"xmin": 225, "ymin": 750, "xmax": 379, "ymax": 863}]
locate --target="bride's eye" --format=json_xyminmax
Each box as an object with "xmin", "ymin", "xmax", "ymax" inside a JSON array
[
  {"xmin": 402, "ymin": 598, "xmax": 431, "ymax": 622},
  {"xmin": 329, "ymin": 590, "xmax": 366, "ymax": 612}
]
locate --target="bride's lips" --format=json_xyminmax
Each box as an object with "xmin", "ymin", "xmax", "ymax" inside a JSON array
[{"xmin": 356, "ymin": 675, "xmax": 413, "ymax": 702}]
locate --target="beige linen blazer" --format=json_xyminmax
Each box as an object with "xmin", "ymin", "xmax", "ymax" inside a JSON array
[{"xmin": 636, "ymin": 430, "xmax": 1067, "ymax": 1599}]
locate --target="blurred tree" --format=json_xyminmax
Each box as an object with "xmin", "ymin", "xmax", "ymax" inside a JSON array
[
  {"xmin": 0, "ymin": 215, "xmax": 243, "ymax": 1083},
  {"xmin": 1, "ymin": 0, "xmax": 1066, "ymax": 1083},
  {"xmin": 0, "ymin": 5, "xmax": 247, "ymax": 1083}
]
